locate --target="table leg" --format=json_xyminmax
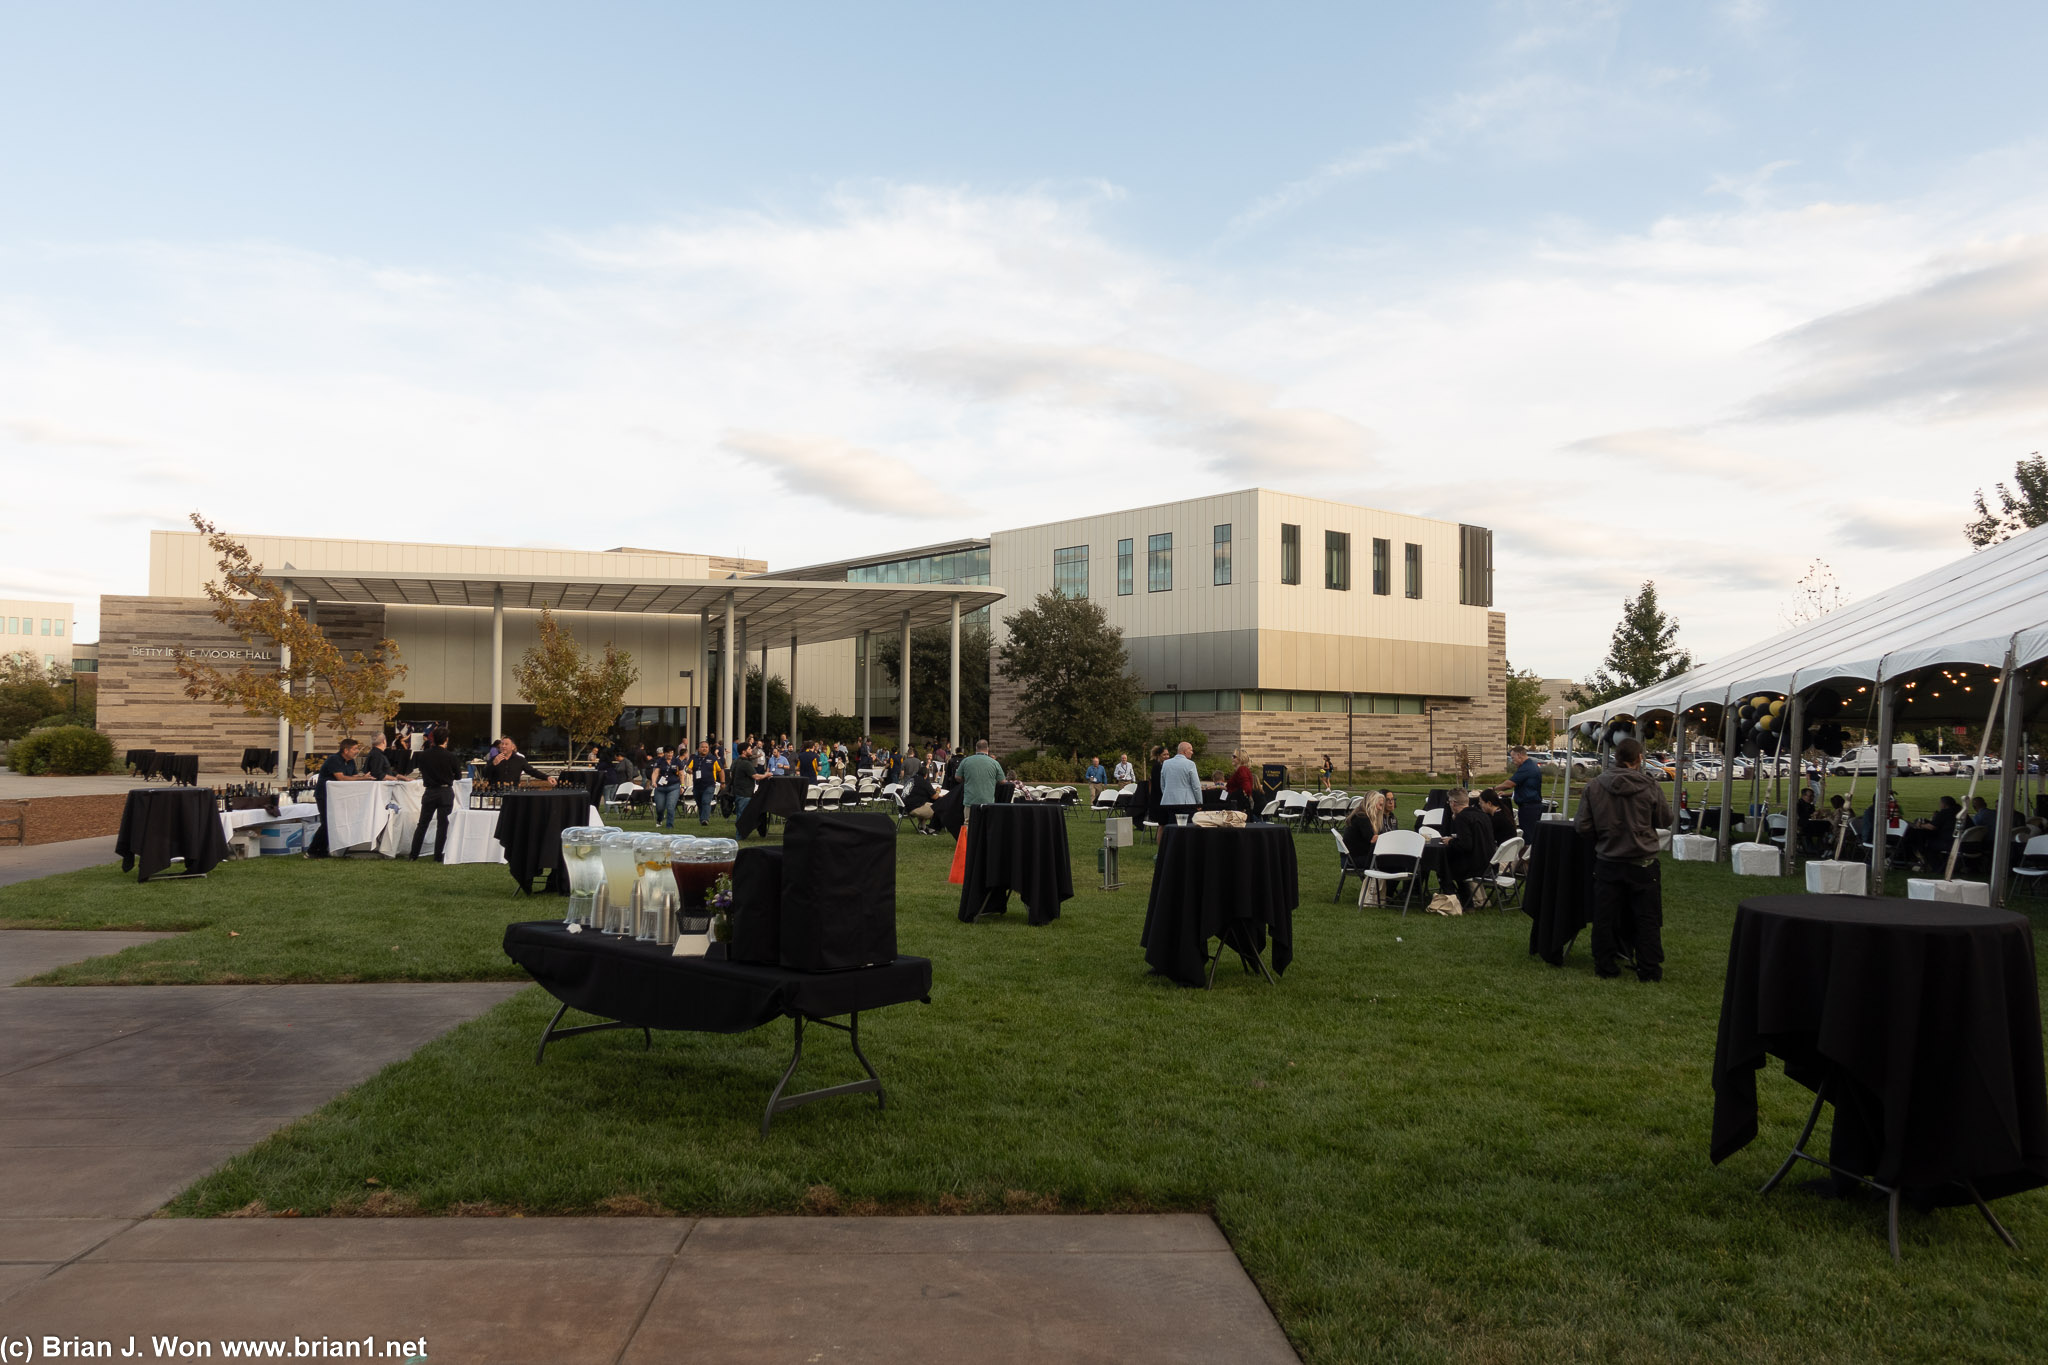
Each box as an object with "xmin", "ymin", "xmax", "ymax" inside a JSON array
[
  {"xmin": 532, "ymin": 1000, "xmax": 649, "ymax": 1064},
  {"xmin": 1964, "ymin": 1179, "xmax": 2021, "ymax": 1250},
  {"xmin": 761, "ymin": 1011, "xmax": 886, "ymax": 1137}
]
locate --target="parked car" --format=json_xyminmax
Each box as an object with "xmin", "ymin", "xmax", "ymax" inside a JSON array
[
  {"xmin": 1828, "ymin": 744, "xmax": 1929, "ymax": 777},
  {"xmin": 1921, "ymin": 754, "xmax": 1959, "ymax": 776}
]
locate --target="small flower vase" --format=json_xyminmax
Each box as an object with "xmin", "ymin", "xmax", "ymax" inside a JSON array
[{"xmin": 709, "ymin": 910, "xmax": 731, "ymax": 943}]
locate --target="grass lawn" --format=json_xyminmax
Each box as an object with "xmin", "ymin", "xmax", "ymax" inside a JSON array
[{"xmin": 7, "ymin": 806, "xmax": 2047, "ymax": 1360}]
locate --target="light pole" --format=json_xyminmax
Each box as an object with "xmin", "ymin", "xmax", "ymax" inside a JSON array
[
  {"xmin": 1428, "ymin": 706, "xmax": 1442, "ymax": 775},
  {"xmin": 678, "ymin": 670, "xmax": 694, "ymax": 753},
  {"xmin": 1169, "ymin": 683, "xmax": 1180, "ymax": 728}
]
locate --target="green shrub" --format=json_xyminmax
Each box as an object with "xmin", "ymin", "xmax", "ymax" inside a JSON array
[
  {"xmin": 1016, "ymin": 755, "xmax": 1083, "ymax": 783},
  {"xmin": 1196, "ymin": 754, "xmax": 1234, "ymax": 780},
  {"xmin": 1158, "ymin": 722, "xmax": 1210, "ymax": 756},
  {"xmin": 8, "ymin": 725, "xmax": 114, "ymax": 775}
]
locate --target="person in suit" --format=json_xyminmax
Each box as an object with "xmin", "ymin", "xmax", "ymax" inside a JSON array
[{"xmin": 408, "ymin": 727, "xmax": 460, "ymax": 862}]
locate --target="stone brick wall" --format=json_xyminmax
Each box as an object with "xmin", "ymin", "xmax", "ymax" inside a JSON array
[
  {"xmin": 989, "ymin": 611, "xmax": 1509, "ymax": 778},
  {"xmin": 97, "ymin": 596, "xmax": 390, "ymax": 774}
]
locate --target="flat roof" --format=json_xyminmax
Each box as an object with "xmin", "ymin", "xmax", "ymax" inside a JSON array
[
  {"xmin": 274, "ymin": 569, "xmax": 1002, "ymax": 645},
  {"xmin": 750, "ymin": 538, "xmax": 990, "ymax": 583}
]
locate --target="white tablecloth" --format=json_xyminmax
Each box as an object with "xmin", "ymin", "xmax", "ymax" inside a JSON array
[
  {"xmin": 1804, "ymin": 860, "xmax": 1867, "ymax": 896},
  {"xmin": 320, "ymin": 780, "xmax": 403, "ymax": 853},
  {"xmin": 373, "ymin": 781, "xmax": 427, "ymax": 858},
  {"xmin": 1907, "ymin": 878, "xmax": 1992, "ymax": 904},
  {"xmin": 1672, "ymin": 834, "xmax": 1718, "ymax": 862},
  {"xmin": 1731, "ymin": 842, "xmax": 1781, "ymax": 877},
  {"xmin": 219, "ymin": 801, "xmax": 321, "ymax": 845}
]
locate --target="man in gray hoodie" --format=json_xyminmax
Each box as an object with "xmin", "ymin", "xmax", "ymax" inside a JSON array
[{"xmin": 1574, "ymin": 736, "xmax": 1672, "ymax": 981}]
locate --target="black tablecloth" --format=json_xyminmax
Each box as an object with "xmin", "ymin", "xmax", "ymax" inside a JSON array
[
  {"xmin": 125, "ymin": 748, "xmax": 156, "ymax": 774},
  {"xmin": 239, "ymin": 747, "xmax": 278, "ymax": 773},
  {"xmin": 736, "ymin": 776, "xmax": 811, "ymax": 838},
  {"xmin": 1142, "ymin": 824, "xmax": 1297, "ymax": 986},
  {"xmin": 503, "ymin": 921, "xmax": 932, "ymax": 1031},
  {"xmin": 557, "ymin": 768, "xmax": 605, "ymax": 806},
  {"xmin": 1522, "ymin": 820, "xmax": 1597, "ymax": 964},
  {"xmin": 957, "ymin": 803, "xmax": 1074, "ymax": 925},
  {"xmin": 148, "ymin": 753, "xmax": 198, "ymax": 785},
  {"xmin": 1712, "ymin": 895, "xmax": 2048, "ymax": 1203},
  {"xmin": 492, "ymin": 791, "xmax": 593, "ymax": 894},
  {"xmin": 115, "ymin": 788, "xmax": 229, "ymax": 882}
]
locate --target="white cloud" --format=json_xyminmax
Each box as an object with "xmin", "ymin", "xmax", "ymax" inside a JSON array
[{"xmin": 717, "ymin": 429, "xmax": 974, "ymax": 517}]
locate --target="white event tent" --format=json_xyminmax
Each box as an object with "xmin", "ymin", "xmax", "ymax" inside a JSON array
[{"xmin": 1568, "ymin": 522, "xmax": 2048, "ymax": 901}]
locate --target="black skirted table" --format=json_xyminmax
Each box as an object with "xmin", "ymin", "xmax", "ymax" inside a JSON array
[
  {"xmin": 556, "ymin": 768, "xmax": 605, "ymax": 807},
  {"xmin": 957, "ymin": 803, "xmax": 1074, "ymax": 925},
  {"xmin": 116, "ymin": 787, "xmax": 229, "ymax": 883},
  {"xmin": 1142, "ymin": 824, "xmax": 1297, "ymax": 988},
  {"xmin": 492, "ymin": 790, "xmax": 594, "ymax": 894},
  {"xmin": 503, "ymin": 922, "xmax": 932, "ymax": 1135},
  {"xmin": 1712, "ymin": 894, "xmax": 2048, "ymax": 1259},
  {"xmin": 1522, "ymin": 820, "xmax": 1600, "ymax": 965},
  {"xmin": 736, "ymin": 775, "xmax": 810, "ymax": 839}
]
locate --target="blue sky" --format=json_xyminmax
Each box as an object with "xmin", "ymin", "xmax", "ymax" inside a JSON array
[{"xmin": 5, "ymin": 1, "xmax": 2047, "ymax": 673}]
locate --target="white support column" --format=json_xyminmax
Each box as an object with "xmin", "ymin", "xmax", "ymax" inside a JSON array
[
  {"xmin": 1670, "ymin": 705, "xmax": 1686, "ymax": 832},
  {"xmin": 304, "ymin": 596, "xmax": 319, "ymax": 757},
  {"xmin": 489, "ymin": 585, "xmax": 504, "ymax": 743},
  {"xmin": 1782, "ymin": 690, "xmax": 1805, "ymax": 877},
  {"xmin": 1717, "ymin": 700, "xmax": 1737, "ymax": 862},
  {"xmin": 277, "ymin": 585, "xmax": 294, "ymax": 780},
  {"xmin": 722, "ymin": 592, "xmax": 736, "ymax": 763},
  {"xmin": 948, "ymin": 594, "xmax": 961, "ymax": 751},
  {"xmin": 695, "ymin": 610, "xmax": 710, "ymax": 752},
  {"xmin": 1992, "ymin": 659, "xmax": 2025, "ymax": 906},
  {"xmin": 1869, "ymin": 682, "xmax": 1896, "ymax": 897},
  {"xmin": 859, "ymin": 628, "xmax": 871, "ymax": 741},
  {"xmin": 759, "ymin": 642, "xmax": 768, "ymax": 745},
  {"xmin": 733, "ymin": 616, "xmax": 748, "ymax": 743},
  {"xmin": 899, "ymin": 611, "xmax": 913, "ymax": 752},
  {"xmin": 788, "ymin": 634, "xmax": 799, "ymax": 746}
]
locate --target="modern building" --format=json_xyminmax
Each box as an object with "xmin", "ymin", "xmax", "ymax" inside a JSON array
[
  {"xmin": 0, "ymin": 599, "xmax": 75, "ymax": 673},
  {"xmin": 95, "ymin": 489, "xmax": 1505, "ymax": 776}
]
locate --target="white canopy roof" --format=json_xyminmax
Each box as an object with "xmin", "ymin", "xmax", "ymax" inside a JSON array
[{"xmin": 1571, "ymin": 521, "xmax": 2048, "ymax": 724}]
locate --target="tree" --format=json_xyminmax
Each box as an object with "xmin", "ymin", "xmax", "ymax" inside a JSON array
[
  {"xmin": 1965, "ymin": 453, "xmax": 2048, "ymax": 548},
  {"xmin": 876, "ymin": 623, "xmax": 993, "ymax": 744},
  {"xmin": 513, "ymin": 605, "xmax": 639, "ymax": 759},
  {"xmin": 0, "ymin": 650, "xmax": 68, "ymax": 741},
  {"xmin": 993, "ymin": 591, "xmax": 1145, "ymax": 758},
  {"xmin": 1781, "ymin": 559, "xmax": 1849, "ymax": 628},
  {"xmin": 738, "ymin": 664, "xmax": 792, "ymax": 740},
  {"xmin": 1569, "ymin": 581, "xmax": 1691, "ymax": 709},
  {"xmin": 1503, "ymin": 664, "xmax": 1549, "ymax": 747},
  {"xmin": 174, "ymin": 514, "xmax": 407, "ymax": 766}
]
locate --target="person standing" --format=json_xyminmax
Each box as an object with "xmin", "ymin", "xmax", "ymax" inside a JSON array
[
  {"xmin": 307, "ymin": 738, "xmax": 370, "ymax": 859},
  {"xmin": 648, "ymin": 746, "xmax": 682, "ymax": 829},
  {"xmin": 686, "ymin": 740, "xmax": 718, "ymax": 828},
  {"xmin": 958, "ymin": 739, "xmax": 1003, "ymax": 810},
  {"xmin": 1319, "ymin": 755, "xmax": 1334, "ymax": 792},
  {"xmin": 1226, "ymin": 752, "xmax": 1257, "ymax": 814},
  {"xmin": 728, "ymin": 742, "xmax": 757, "ymax": 827},
  {"xmin": 1574, "ymin": 737, "xmax": 1672, "ymax": 982},
  {"xmin": 1499, "ymin": 745, "xmax": 1546, "ymax": 847},
  {"xmin": 1113, "ymin": 753, "xmax": 1135, "ymax": 783},
  {"xmin": 1158, "ymin": 741, "xmax": 1203, "ymax": 825},
  {"xmin": 408, "ymin": 727, "xmax": 459, "ymax": 861}
]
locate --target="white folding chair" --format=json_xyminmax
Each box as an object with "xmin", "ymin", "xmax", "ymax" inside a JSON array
[
  {"xmin": 1277, "ymin": 791, "xmax": 1310, "ymax": 825},
  {"xmin": 802, "ymin": 784, "xmax": 822, "ymax": 811},
  {"xmin": 1091, "ymin": 786, "xmax": 1120, "ymax": 814},
  {"xmin": 1361, "ymin": 830, "xmax": 1428, "ymax": 915},
  {"xmin": 1469, "ymin": 836, "xmax": 1526, "ymax": 910},
  {"xmin": 2008, "ymin": 834, "xmax": 2048, "ymax": 900},
  {"xmin": 1419, "ymin": 807, "xmax": 1446, "ymax": 831},
  {"xmin": 1332, "ymin": 828, "xmax": 1363, "ymax": 903}
]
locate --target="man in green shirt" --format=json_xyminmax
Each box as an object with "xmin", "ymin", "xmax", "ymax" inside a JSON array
[{"xmin": 958, "ymin": 739, "xmax": 1004, "ymax": 810}]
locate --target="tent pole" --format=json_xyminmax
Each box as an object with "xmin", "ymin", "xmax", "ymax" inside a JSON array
[
  {"xmin": 1671, "ymin": 706, "xmax": 1687, "ymax": 831},
  {"xmin": 1717, "ymin": 700, "xmax": 1736, "ymax": 863},
  {"xmin": 1782, "ymin": 690, "xmax": 1805, "ymax": 878},
  {"xmin": 1869, "ymin": 683, "xmax": 1895, "ymax": 898},
  {"xmin": 1992, "ymin": 658, "xmax": 2025, "ymax": 906}
]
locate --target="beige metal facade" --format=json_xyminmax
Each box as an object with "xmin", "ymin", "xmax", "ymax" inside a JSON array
[{"xmin": 0, "ymin": 598, "xmax": 75, "ymax": 671}]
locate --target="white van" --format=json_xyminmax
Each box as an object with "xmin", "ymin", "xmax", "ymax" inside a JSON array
[{"xmin": 1828, "ymin": 744, "xmax": 1927, "ymax": 777}]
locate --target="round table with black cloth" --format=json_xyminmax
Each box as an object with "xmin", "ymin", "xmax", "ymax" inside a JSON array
[
  {"xmin": 116, "ymin": 787, "xmax": 229, "ymax": 883},
  {"xmin": 957, "ymin": 803, "xmax": 1075, "ymax": 926},
  {"xmin": 736, "ymin": 775, "xmax": 811, "ymax": 839},
  {"xmin": 1712, "ymin": 895, "xmax": 2048, "ymax": 1206},
  {"xmin": 492, "ymin": 790, "xmax": 594, "ymax": 894},
  {"xmin": 1521, "ymin": 819, "xmax": 1600, "ymax": 965},
  {"xmin": 1141, "ymin": 824, "xmax": 1297, "ymax": 987},
  {"xmin": 556, "ymin": 768, "xmax": 605, "ymax": 807}
]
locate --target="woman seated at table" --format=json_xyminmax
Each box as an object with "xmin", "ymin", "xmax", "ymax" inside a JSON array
[
  {"xmin": 1437, "ymin": 788, "xmax": 1498, "ymax": 909},
  {"xmin": 1897, "ymin": 795, "xmax": 1961, "ymax": 868},
  {"xmin": 1476, "ymin": 789, "xmax": 1517, "ymax": 843},
  {"xmin": 1342, "ymin": 791, "xmax": 1388, "ymax": 862}
]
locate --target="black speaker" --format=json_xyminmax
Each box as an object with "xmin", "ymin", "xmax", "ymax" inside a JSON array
[
  {"xmin": 778, "ymin": 812, "xmax": 897, "ymax": 971},
  {"xmin": 728, "ymin": 845, "xmax": 784, "ymax": 966}
]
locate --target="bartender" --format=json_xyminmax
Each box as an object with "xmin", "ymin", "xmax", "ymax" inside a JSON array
[
  {"xmin": 408, "ymin": 727, "xmax": 460, "ymax": 862},
  {"xmin": 486, "ymin": 736, "xmax": 546, "ymax": 787},
  {"xmin": 363, "ymin": 733, "xmax": 397, "ymax": 780},
  {"xmin": 306, "ymin": 738, "xmax": 371, "ymax": 859}
]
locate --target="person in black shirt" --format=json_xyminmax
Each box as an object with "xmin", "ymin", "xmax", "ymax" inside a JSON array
[
  {"xmin": 1437, "ymin": 788, "xmax": 1498, "ymax": 909},
  {"xmin": 363, "ymin": 734, "xmax": 396, "ymax": 780},
  {"xmin": 408, "ymin": 727, "xmax": 460, "ymax": 861},
  {"xmin": 486, "ymin": 737, "xmax": 545, "ymax": 788},
  {"xmin": 306, "ymin": 738, "xmax": 369, "ymax": 859},
  {"xmin": 647, "ymin": 747, "xmax": 681, "ymax": 828},
  {"xmin": 1477, "ymin": 788, "xmax": 1518, "ymax": 844},
  {"xmin": 728, "ymin": 743, "xmax": 757, "ymax": 825},
  {"xmin": 685, "ymin": 740, "xmax": 718, "ymax": 827}
]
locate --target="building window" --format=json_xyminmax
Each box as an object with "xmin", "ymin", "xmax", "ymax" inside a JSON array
[
  {"xmin": 1458, "ymin": 524, "xmax": 1493, "ymax": 607},
  {"xmin": 1404, "ymin": 543, "xmax": 1423, "ymax": 599},
  {"xmin": 1325, "ymin": 531, "xmax": 1350, "ymax": 591},
  {"xmin": 5, "ymin": 618, "xmax": 14, "ymax": 633},
  {"xmin": 1372, "ymin": 539, "xmax": 1390, "ymax": 595},
  {"xmin": 1117, "ymin": 539, "xmax": 1134, "ymax": 596},
  {"xmin": 53, "ymin": 619, "xmax": 63, "ymax": 637},
  {"xmin": 1212, "ymin": 524, "xmax": 1232, "ymax": 586},
  {"xmin": 1054, "ymin": 545, "xmax": 1089, "ymax": 599},
  {"xmin": 1147, "ymin": 533, "xmax": 1172, "ymax": 592},
  {"xmin": 41, "ymin": 618, "xmax": 51, "ymax": 635},
  {"xmin": 1280, "ymin": 524, "xmax": 1301, "ymax": 585}
]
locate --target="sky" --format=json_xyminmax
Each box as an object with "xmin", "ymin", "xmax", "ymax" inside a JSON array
[{"xmin": 4, "ymin": 0, "xmax": 2046, "ymax": 677}]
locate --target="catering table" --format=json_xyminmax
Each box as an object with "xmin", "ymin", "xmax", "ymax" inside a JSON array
[
  {"xmin": 957, "ymin": 803, "xmax": 1074, "ymax": 926},
  {"xmin": 556, "ymin": 768, "xmax": 605, "ymax": 807},
  {"xmin": 1522, "ymin": 820, "xmax": 1600, "ymax": 965},
  {"xmin": 736, "ymin": 776, "xmax": 811, "ymax": 839},
  {"xmin": 116, "ymin": 788, "xmax": 229, "ymax": 882},
  {"xmin": 319, "ymin": 779, "xmax": 406, "ymax": 854},
  {"xmin": 372, "ymin": 779, "xmax": 427, "ymax": 858},
  {"xmin": 493, "ymin": 790, "xmax": 602, "ymax": 893},
  {"xmin": 436, "ymin": 780, "xmax": 508, "ymax": 865},
  {"xmin": 219, "ymin": 800, "xmax": 320, "ymax": 847},
  {"xmin": 239, "ymin": 746, "xmax": 278, "ymax": 774},
  {"xmin": 503, "ymin": 922, "xmax": 933, "ymax": 1135},
  {"xmin": 1141, "ymin": 824, "xmax": 1296, "ymax": 988},
  {"xmin": 1712, "ymin": 894, "xmax": 2048, "ymax": 1258}
]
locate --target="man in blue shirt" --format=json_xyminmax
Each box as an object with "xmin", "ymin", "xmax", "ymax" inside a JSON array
[
  {"xmin": 1500, "ymin": 746, "xmax": 1545, "ymax": 846},
  {"xmin": 1085, "ymin": 756, "xmax": 1107, "ymax": 784},
  {"xmin": 307, "ymin": 738, "xmax": 369, "ymax": 859},
  {"xmin": 685, "ymin": 741, "xmax": 718, "ymax": 827}
]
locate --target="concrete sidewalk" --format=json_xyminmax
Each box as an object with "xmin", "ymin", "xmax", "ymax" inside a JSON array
[{"xmin": 0, "ymin": 834, "xmax": 118, "ymax": 888}]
